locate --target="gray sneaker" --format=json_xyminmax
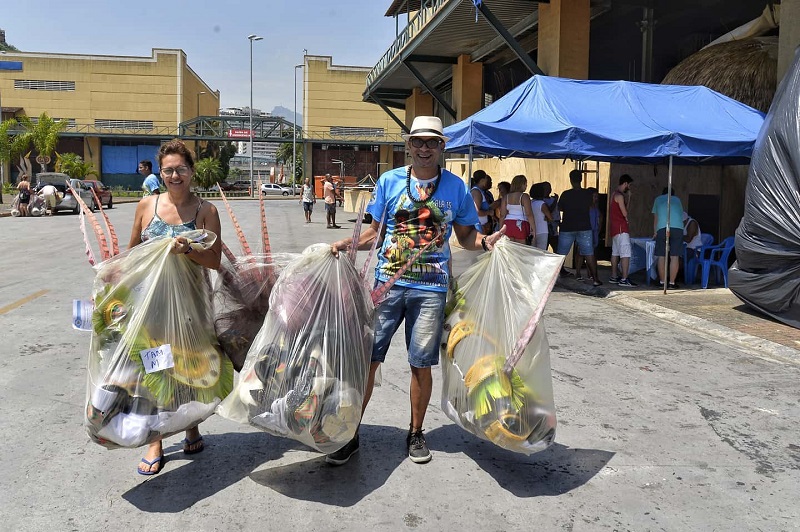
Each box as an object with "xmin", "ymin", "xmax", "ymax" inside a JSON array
[
  {"xmin": 407, "ymin": 429, "xmax": 431, "ymax": 464},
  {"xmin": 326, "ymin": 434, "xmax": 359, "ymax": 466}
]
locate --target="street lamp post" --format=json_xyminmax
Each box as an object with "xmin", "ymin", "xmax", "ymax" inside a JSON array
[
  {"xmin": 196, "ymin": 91, "xmax": 206, "ymax": 158},
  {"xmin": 248, "ymin": 34, "xmax": 263, "ymax": 198},
  {"xmin": 292, "ymin": 63, "xmax": 303, "ymax": 194}
]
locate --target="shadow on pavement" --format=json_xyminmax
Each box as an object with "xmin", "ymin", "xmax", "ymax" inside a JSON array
[
  {"xmin": 248, "ymin": 424, "xmax": 405, "ymax": 507},
  {"xmin": 122, "ymin": 431, "xmax": 298, "ymax": 513},
  {"xmin": 427, "ymin": 424, "xmax": 614, "ymax": 497}
]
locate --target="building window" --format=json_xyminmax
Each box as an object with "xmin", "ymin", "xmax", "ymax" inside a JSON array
[
  {"xmin": 95, "ymin": 119, "xmax": 154, "ymax": 130},
  {"xmin": 329, "ymin": 126, "xmax": 385, "ymax": 137},
  {"xmin": 30, "ymin": 117, "xmax": 76, "ymax": 129},
  {"xmin": 14, "ymin": 79, "xmax": 76, "ymax": 91}
]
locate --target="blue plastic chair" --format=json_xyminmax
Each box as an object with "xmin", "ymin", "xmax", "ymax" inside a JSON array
[
  {"xmin": 684, "ymin": 233, "xmax": 714, "ymax": 284},
  {"xmin": 699, "ymin": 236, "xmax": 735, "ymax": 288}
]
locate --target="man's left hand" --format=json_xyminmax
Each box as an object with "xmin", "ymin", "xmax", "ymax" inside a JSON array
[{"xmin": 483, "ymin": 225, "xmax": 507, "ymax": 251}]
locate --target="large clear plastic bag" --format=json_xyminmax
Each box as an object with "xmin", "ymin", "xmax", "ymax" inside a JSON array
[
  {"xmin": 85, "ymin": 230, "xmax": 234, "ymax": 448},
  {"xmin": 218, "ymin": 244, "xmax": 374, "ymax": 454},
  {"xmin": 441, "ymin": 238, "xmax": 563, "ymax": 454},
  {"xmin": 10, "ymin": 194, "xmax": 20, "ymax": 217}
]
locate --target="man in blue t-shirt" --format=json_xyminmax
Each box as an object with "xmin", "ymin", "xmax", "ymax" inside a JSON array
[
  {"xmin": 328, "ymin": 116, "xmax": 505, "ymax": 466},
  {"xmin": 139, "ymin": 160, "xmax": 160, "ymax": 196},
  {"xmin": 652, "ymin": 187, "xmax": 684, "ymax": 288}
]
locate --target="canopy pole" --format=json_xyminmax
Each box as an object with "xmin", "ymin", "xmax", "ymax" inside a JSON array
[
  {"xmin": 663, "ymin": 155, "xmax": 673, "ymax": 295},
  {"xmin": 468, "ymin": 145, "xmax": 473, "ymax": 186}
]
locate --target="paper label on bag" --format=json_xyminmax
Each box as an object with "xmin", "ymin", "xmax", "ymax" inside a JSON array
[
  {"xmin": 72, "ymin": 299, "xmax": 94, "ymax": 331},
  {"xmin": 140, "ymin": 344, "xmax": 175, "ymax": 374}
]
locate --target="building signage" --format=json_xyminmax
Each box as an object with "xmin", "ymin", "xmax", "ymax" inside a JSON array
[{"xmin": 228, "ymin": 128, "xmax": 253, "ymax": 139}]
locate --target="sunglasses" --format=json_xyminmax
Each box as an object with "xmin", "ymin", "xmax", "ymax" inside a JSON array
[
  {"xmin": 409, "ymin": 137, "xmax": 443, "ymax": 149},
  {"xmin": 161, "ymin": 165, "xmax": 192, "ymax": 178}
]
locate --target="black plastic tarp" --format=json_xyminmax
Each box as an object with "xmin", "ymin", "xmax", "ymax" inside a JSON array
[{"xmin": 729, "ymin": 49, "xmax": 800, "ymax": 328}]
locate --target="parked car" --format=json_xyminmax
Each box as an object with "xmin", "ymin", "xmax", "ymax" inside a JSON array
[
  {"xmin": 209, "ymin": 181, "xmax": 235, "ymax": 192},
  {"xmin": 231, "ymin": 180, "xmax": 252, "ymax": 191},
  {"xmin": 34, "ymin": 173, "xmax": 97, "ymax": 214},
  {"xmin": 83, "ymin": 179, "xmax": 113, "ymax": 209},
  {"xmin": 260, "ymin": 183, "xmax": 293, "ymax": 196}
]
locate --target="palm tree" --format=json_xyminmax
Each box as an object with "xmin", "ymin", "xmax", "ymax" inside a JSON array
[
  {"xmin": 15, "ymin": 112, "xmax": 69, "ymax": 172},
  {"xmin": 194, "ymin": 157, "xmax": 224, "ymax": 190},
  {"xmin": 56, "ymin": 152, "xmax": 98, "ymax": 179}
]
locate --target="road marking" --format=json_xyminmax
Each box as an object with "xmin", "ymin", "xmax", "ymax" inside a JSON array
[{"xmin": 0, "ymin": 289, "xmax": 49, "ymax": 315}]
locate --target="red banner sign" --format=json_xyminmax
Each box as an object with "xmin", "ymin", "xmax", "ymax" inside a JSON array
[{"xmin": 228, "ymin": 128, "xmax": 253, "ymax": 139}]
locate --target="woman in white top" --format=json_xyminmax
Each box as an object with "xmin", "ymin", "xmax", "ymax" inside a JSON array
[
  {"xmin": 529, "ymin": 182, "xmax": 553, "ymax": 250},
  {"xmin": 499, "ymin": 174, "xmax": 536, "ymax": 244}
]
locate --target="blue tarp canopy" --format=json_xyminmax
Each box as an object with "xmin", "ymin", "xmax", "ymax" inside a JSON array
[{"xmin": 443, "ymin": 75, "xmax": 765, "ymax": 165}]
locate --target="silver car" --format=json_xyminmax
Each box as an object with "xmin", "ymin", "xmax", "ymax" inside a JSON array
[
  {"xmin": 35, "ymin": 173, "xmax": 97, "ymax": 214},
  {"xmin": 260, "ymin": 183, "xmax": 293, "ymax": 196}
]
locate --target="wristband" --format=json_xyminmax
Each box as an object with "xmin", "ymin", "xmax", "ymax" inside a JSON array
[
  {"xmin": 481, "ymin": 236, "xmax": 489, "ymax": 251},
  {"xmin": 184, "ymin": 245, "xmax": 193, "ymax": 255}
]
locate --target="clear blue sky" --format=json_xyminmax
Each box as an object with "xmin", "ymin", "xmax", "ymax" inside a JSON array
[{"xmin": 2, "ymin": 0, "xmax": 399, "ymax": 115}]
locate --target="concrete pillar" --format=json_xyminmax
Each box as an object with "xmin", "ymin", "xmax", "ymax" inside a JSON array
[
  {"xmin": 778, "ymin": 0, "xmax": 800, "ymax": 84},
  {"xmin": 537, "ymin": 0, "xmax": 590, "ymax": 79},
  {"xmin": 452, "ymin": 54, "xmax": 483, "ymax": 121},
  {"xmin": 84, "ymin": 137, "xmax": 102, "ymax": 179},
  {"xmin": 405, "ymin": 87, "xmax": 433, "ymax": 127}
]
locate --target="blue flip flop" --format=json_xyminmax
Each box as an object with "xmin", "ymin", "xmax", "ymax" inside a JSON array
[
  {"xmin": 137, "ymin": 454, "xmax": 164, "ymax": 476},
  {"xmin": 182, "ymin": 436, "xmax": 204, "ymax": 455}
]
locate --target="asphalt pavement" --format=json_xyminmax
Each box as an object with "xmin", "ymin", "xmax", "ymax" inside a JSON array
[{"xmin": 1, "ymin": 199, "xmax": 798, "ymax": 531}]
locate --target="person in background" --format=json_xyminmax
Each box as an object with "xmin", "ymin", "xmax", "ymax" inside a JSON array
[
  {"xmin": 328, "ymin": 116, "xmax": 505, "ymax": 466},
  {"xmin": 683, "ymin": 211, "xmax": 702, "ymax": 253},
  {"xmin": 16, "ymin": 174, "xmax": 31, "ymax": 217},
  {"xmin": 608, "ymin": 174, "xmax": 636, "ymax": 287},
  {"xmin": 652, "ymin": 187, "xmax": 684, "ymax": 289},
  {"xmin": 323, "ymin": 173, "xmax": 341, "ymax": 229},
  {"xmin": 499, "ymin": 174, "xmax": 536, "ymax": 245},
  {"xmin": 484, "ymin": 175, "xmax": 497, "ymax": 233},
  {"xmin": 576, "ymin": 187, "xmax": 603, "ymax": 281},
  {"xmin": 38, "ymin": 183, "xmax": 59, "ymax": 216},
  {"xmin": 557, "ymin": 170, "xmax": 601, "ymax": 286},
  {"xmin": 300, "ymin": 177, "xmax": 316, "ymax": 223},
  {"xmin": 139, "ymin": 160, "xmax": 161, "ymax": 196},
  {"xmin": 128, "ymin": 139, "xmax": 223, "ymax": 475},
  {"xmin": 494, "ymin": 181, "xmax": 511, "ymax": 233},
  {"xmin": 541, "ymin": 181, "xmax": 560, "ymax": 252},
  {"xmin": 470, "ymin": 170, "xmax": 493, "ymax": 234},
  {"xmin": 529, "ymin": 183, "xmax": 553, "ymax": 250}
]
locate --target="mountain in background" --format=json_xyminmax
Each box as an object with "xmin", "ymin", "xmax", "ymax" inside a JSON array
[{"xmin": 271, "ymin": 106, "xmax": 302, "ymax": 126}]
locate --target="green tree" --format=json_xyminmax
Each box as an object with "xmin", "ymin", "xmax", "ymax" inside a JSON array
[
  {"xmin": 15, "ymin": 112, "xmax": 69, "ymax": 172},
  {"xmin": 55, "ymin": 152, "xmax": 98, "ymax": 179},
  {"xmin": 275, "ymin": 142, "xmax": 304, "ymax": 184},
  {"xmin": 198, "ymin": 140, "xmax": 238, "ymax": 176},
  {"xmin": 194, "ymin": 157, "xmax": 224, "ymax": 190},
  {"xmin": 228, "ymin": 167, "xmax": 242, "ymax": 181}
]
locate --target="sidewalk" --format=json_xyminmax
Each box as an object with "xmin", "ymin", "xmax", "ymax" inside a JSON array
[{"xmin": 557, "ymin": 264, "xmax": 800, "ymax": 364}]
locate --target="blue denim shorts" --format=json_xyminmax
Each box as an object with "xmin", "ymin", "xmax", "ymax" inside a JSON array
[
  {"xmin": 557, "ymin": 229, "xmax": 595, "ymax": 256},
  {"xmin": 372, "ymin": 283, "xmax": 447, "ymax": 368}
]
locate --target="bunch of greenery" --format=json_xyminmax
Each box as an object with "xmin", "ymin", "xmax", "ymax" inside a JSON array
[{"xmin": 56, "ymin": 152, "xmax": 98, "ymax": 179}]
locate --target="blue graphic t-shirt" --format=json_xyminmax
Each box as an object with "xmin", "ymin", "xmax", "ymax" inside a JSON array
[{"xmin": 367, "ymin": 166, "xmax": 479, "ymax": 292}]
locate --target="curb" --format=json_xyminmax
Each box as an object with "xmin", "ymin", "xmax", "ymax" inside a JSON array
[{"xmin": 608, "ymin": 292, "xmax": 800, "ymax": 366}]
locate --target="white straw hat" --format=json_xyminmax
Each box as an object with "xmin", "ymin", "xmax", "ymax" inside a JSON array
[{"xmin": 402, "ymin": 116, "xmax": 449, "ymax": 142}]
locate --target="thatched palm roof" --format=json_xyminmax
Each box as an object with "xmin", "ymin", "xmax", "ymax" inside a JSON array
[{"xmin": 662, "ymin": 37, "xmax": 777, "ymax": 113}]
